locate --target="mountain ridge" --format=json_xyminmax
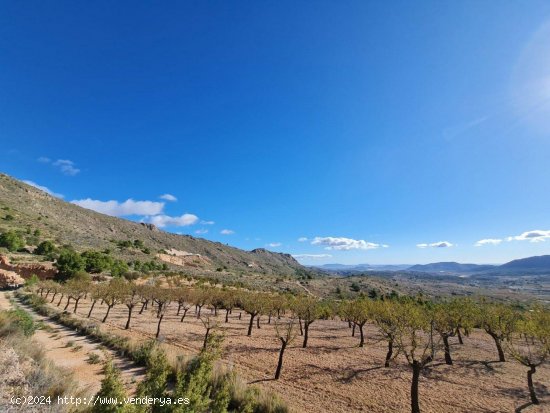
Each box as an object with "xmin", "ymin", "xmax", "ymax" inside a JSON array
[{"xmin": 0, "ymin": 173, "xmax": 311, "ymax": 277}]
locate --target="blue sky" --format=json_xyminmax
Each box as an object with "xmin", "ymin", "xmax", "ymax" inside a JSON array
[{"xmin": 1, "ymin": 1, "xmax": 550, "ymax": 265}]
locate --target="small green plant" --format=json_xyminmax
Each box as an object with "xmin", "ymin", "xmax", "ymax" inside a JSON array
[{"xmin": 0, "ymin": 308, "xmax": 36, "ymax": 336}]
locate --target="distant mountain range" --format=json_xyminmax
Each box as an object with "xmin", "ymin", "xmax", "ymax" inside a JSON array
[
  {"xmin": 315, "ymin": 255, "xmax": 550, "ymax": 276},
  {"xmin": 315, "ymin": 263, "xmax": 412, "ymax": 272}
]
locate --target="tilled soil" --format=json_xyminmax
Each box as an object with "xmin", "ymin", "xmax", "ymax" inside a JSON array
[{"xmin": 39, "ymin": 295, "xmax": 550, "ymax": 413}]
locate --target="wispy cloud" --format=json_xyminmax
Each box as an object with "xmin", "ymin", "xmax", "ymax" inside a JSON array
[
  {"xmin": 506, "ymin": 230, "xmax": 550, "ymax": 243},
  {"xmin": 220, "ymin": 229, "xmax": 234, "ymax": 235},
  {"xmin": 267, "ymin": 242, "xmax": 281, "ymax": 247},
  {"xmin": 23, "ymin": 180, "xmax": 64, "ymax": 198},
  {"xmin": 195, "ymin": 228, "xmax": 208, "ymax": 234},
  {"xmin": 71, "ymin": 198, "xmax": 164, "ymax": 216},
  {"xmin": 159, "ymin": 194, "xmax": 177, "ymax": 202},
  {"xmin": 147, "ymin": 213, "xmax": 199, "ymax": 228},
  {"xmin": 443, "ymin": 116, "xmax": 489, "ymax": 141},
  {"xmin": 53, "ymin": 159, "xmax": 80, "ymax": 176},
  {"xmin": 297, "ymin": 237, "xmax": 308, "ymax": 242},
  {"xmin": 201, "ymin": 220, "xmax": 215, "ymax": 225},
  {"xmin": 416, "ymin": 241, "xmax": 453, "ymax": 248},
  {"xmin": 475, "ymin": 238, "xmax": 502, "ymax": 247},
  {"xmin": 38, "ymin": 157, "xmax": 81, "ymax": 176},
  {"xmin": 311, "ymin": 236, "xmax": 385, "ymax": 251},
  {"xmin": 293, "ymin": 254, "xmax": 332, "ymax": 259}
]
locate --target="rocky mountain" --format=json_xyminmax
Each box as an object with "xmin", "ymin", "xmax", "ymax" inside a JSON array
[{"xmin": 0, "ymin": 173, "xmax": 311, "ymax": 277}]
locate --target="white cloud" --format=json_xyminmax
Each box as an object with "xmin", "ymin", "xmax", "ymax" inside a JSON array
[
  {"xmin": 506, "ymin": 230, "xmax": 550, "ymax": 243},
  {"xmin": 53, "ymin": 159, "xmax": 80, "ymax": 176},
  {"xmin": 147, "ymin": 214, "xmax": 199, "ymax": 228},
  {"xmin": 159, "ymin": 194, "xmax": 177, "ymax": 202},
  {"xmin": 23, "ymin": 180, "xmax": 64, "ymax": 198},
  {"xmin": 417, "ymin": 241, "xmax": 453, "ymax": 248},
  {"xmin": 298, "ymin": 237, "xmax": 308, "ymax": 242},
  {"xmin": 475, "ymin": 238, "xmax": 502, "ymax": 247},
  {"xmin": 267, "ymin": 242, "xmax": 282, "ymax": 247},
  {"xmin": 311, "ymin": 236, "xmax": 384, "ymax": 251},
  {"xmin": 195, "ymin": 229, "xmax": 208, "ymax": 234},
  {"xmin": 220, "ymin": 229, "xmax": 234, "ymax": 235},
  {"xmin": 201, "ymin": 220, "xmax": 215, "ymax": 225},
  {"xmin": 293, "ymin": 254, "xmax": 332, "ymax": 259},
  {"xmin": 72, "ymin": 198, "xmax": 165, "ymax": 217}
]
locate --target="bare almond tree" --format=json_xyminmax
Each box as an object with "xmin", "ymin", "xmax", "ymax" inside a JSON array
[{"xmin": 274, "ymin": 317, "xmax": 298, "ymax": 380}]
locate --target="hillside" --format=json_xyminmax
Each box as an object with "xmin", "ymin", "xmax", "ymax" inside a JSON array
[
  {"xmin": 407, "ymin": 262, "xmax": 496, "ymax": 273},
  {"xmin": 499, "ymin": 255, "xmax": 550, "ymax": 271},
  {"xmin": 0, "ymin": 174, "xmax": 311, "ymax": 277}
]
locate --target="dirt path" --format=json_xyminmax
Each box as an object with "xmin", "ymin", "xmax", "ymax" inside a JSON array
[{"xmin": 0, "ymin": 291, "xmax": 145, "ymax": 394}]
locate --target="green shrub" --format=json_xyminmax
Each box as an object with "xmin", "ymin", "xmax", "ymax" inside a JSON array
[
  {"xmin": 55, "ymin": 249, "xmax": 85, "ymax": 279},
  {"xmin": 0, "ymin": 308, "xmax": 36, "ymax": 337},
  {"xmin": 93, "ymin": 360, "xmax": 131, "ymax": 413},
  {"xmin": 35, "ymin": 240, "xmax": 56, "ymax": 256},
  {"xmin": 0, "ymin": 230, "xmax": 25, "ymax": 251}
]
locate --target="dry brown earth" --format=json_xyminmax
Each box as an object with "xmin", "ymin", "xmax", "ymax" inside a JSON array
[{"xmin": 43, "ymin": 295, "xmax": 550, "ymax": 413}]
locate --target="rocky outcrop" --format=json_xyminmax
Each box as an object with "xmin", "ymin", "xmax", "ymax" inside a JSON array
[
  {"xmin": 0, "ymin": 255, "xmax": 57, "ymax": 281},
  {"xmin": 156, "ymin": 252, "xmax": 212, "ymax": 269},
  {"xmin": 0, "ymin": 269, "xmax": 24, "ymax": 288},
  {"xmin": 140, "ymin": 223, "xmax": 158, "ymax": 231}
]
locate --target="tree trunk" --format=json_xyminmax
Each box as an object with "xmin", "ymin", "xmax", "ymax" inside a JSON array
[
  {"xmin": 50, "ymin": 293, "xmax": 57, "ymax": 303},
  {"xmin": 352, "ymin": 323, "xmax": 356, "ymax": 337},
  {"xmin": 239, "ymin": 312, "xmax": 242, "ymax": 320},
  {"xmin": 57, "ymin": 294, "xmax": 64, "ymax": 307},
  {"xmin": 247, "ymin": 314, "xmax": 255, "ymax": 336},
  {"xmin": 456, "ymin": 327, "xmax": 463, "ymax": 345},
  {"xmin": 268, "ymin": 314, "xmax": 272, "ymax": 324},
  {"xmin": 225, "ymin": 309, "xmax": 230, "ymax": 323},
  {"xmin": 88, "ymin": 300, "xmax": 97, "ymax": 318},
  {"xmin": 359, "ymin": 324, "xmax": 365, "ymax": 347},
  {"xmin": 125, "ymin": 306, "xmax": 133, "ymax": 330},
  {"xmin": 139, "ymin": 300, "xmax": 148, "ymax": 314},
  {"xmin": 527, "ymin": 365, "xmax": 539, "ymax": 405},
  {"xmin": 177, "ymin": 303, "xmax": 182, "ymax": 316},
  {"xmin": 302, "ymin": 322, "xmax": 310, "ymax": 348},
  {"xmin": 275, "ymin": 340, "xmax": 287, "ymax": 380},
  {"xmin": 102, "ymin": 305, "xmax": 112, "ymax": 323},
  {"xmin": 299, "ymin": 318, "xmax": 303, "ymax": 336},
  {"xmin": 197, "ymin": 305, "xmax": 202, "ymax": 317},
  {"xmin": 203, "ymin": 328, "xmax": 210, "ymax": 350},
  {"xmin": 64, "ymin": 297, "xmax": 72, "ymax": 311},
  {"xmin": 257, "ymin": 316, "xmax": 261, "ymax": 329},
  {"xmin": 180, "ymin": 308, "xmax": 189, "ymax": 322},
  {"xmin": 73, "ymin": 298, "xmax": 81, "ymax": 313},
  {"xmin": 385, "ymin": 339, "xmax": 393, "ymax": 367},
  {"xmin": 411, "ymin": 361, "xmax": 421, "ymax": 413},
  {"xmin": 156, "ymin": 314, "xmax": 164, "ymax": 338},
  {"xmin": 490, "ymin": 333, "xmax": 505, "ymax": 362},
  {"xmin": 443, "ymin": 335, "xmax": 452, "ymax": 365}
]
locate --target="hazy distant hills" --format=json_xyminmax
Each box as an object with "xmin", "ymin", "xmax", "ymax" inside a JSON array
[
  {"xmin": 407, "ymin": 262, "xmax": 496, "ymax": 273},
  {"xmin": 316, "ymin": 263, "xmax": 412, "ymax": 272},
  {"xmin": 316, "ymin": 256, "xmax": 550, "ymax": 276}
]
